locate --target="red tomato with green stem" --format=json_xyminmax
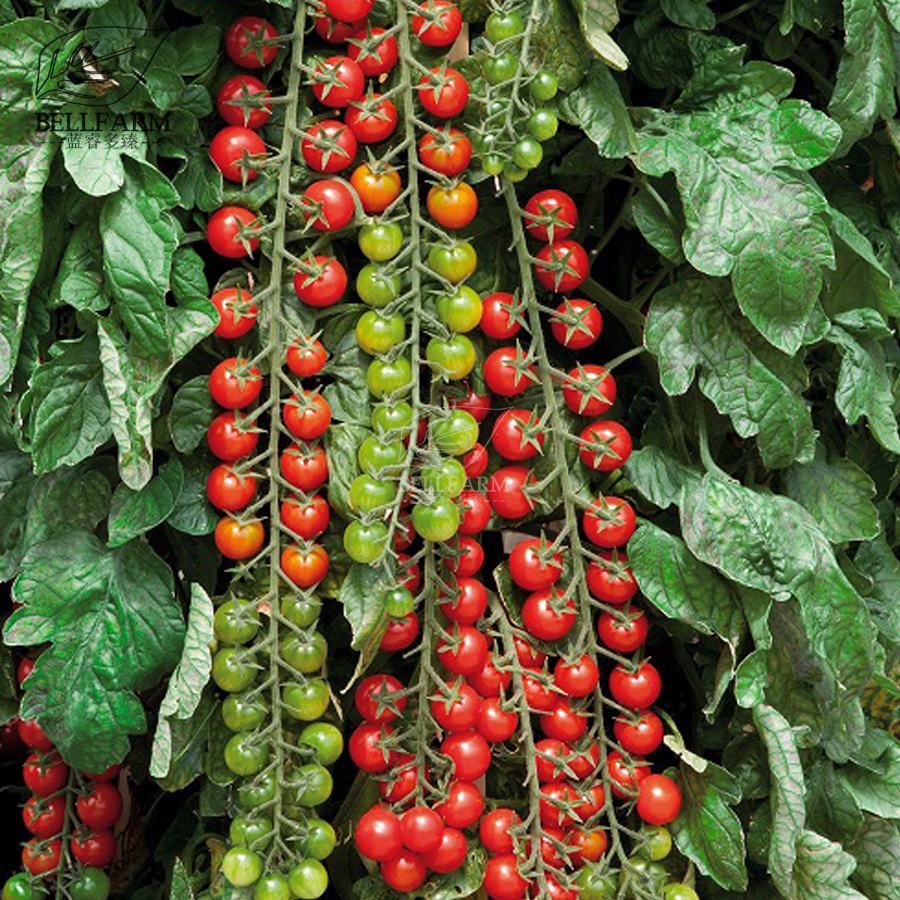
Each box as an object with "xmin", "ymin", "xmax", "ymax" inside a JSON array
[
  {"xmin": 551, "ymin": 298, "xmax": 602, "ymax": 349},
  {"xmin": 70, "ymin": 829, "xmax": 117, "ymax": 867},
  {"xmin": 284, "ymin": 392, "xmax": 331, "ymax": 439},
  {"xmin": 607, "ymin": 750, "xmax": 651, "ymax": 799},
  {"xmin": 22, "ymin": 839, "xmax": 61, "ymax": 875},
  {"xmin": 215, "ymin": 517, "xmax": 264, "ymax": 560},
  {"xmin": 280, "ymin": 443, "xmax": 328, "ymax": 492},
  {"xmin": 586, "ymin": 550, "xmax": 638, "ymax": 604},
  {"xmin": 579, "ymin": 420, "xmax": 632, "ymax": 471},
  {"xmin": 412, "ymin": 0, "xmax": 462, "ymax": 46},
  {"xmin": 301, "ymin": 120, "xmax": 357, "ymax": 174},
  {"xmin": 380, "ymin": 850, "xmax": 427, "ymax": 892},
  {"xmin": 492, "ymin": 409, "xmax": 544, "ymax": 461},
  {"xmin": 483, "ymin": 347, "xmax": 535, "ymax": 396},
  {"xmin": 476, "ymin": 697, "xmax": 518, "ymax": 742},
  {"xmin": 211, "ymin": 287, "xmax": 257, "ymax": 339},
  {"xmin": 315, "ymin": 13, "xmax": 365, "ymax": 42},
  {"xmin": 18, "ymin": 718, "xmax": 52, "ymax": 751},
  {"xmin": 437, "ymin": 625, "xmax": 489, "ymax": 675},
  {"xmin": 467, "ymin": 654, "xmax": 511, "ymax": 697},
  {"xmin": 23, "ymin": 752, "xmax": 68, "ymax": 797},
  {"xmin": 583, "ymin": 496, "xmax": 636, "ymax": 547},
  {"xmin": 441, "ymin": 730, "xmax": 492, "ymax": 780},
  {"xmin": 524, "ymin": 189, "xmax": 578, "ymax": 242},
  {"xmin": 419, "ymin": 128, "xmax": 472, "ymax": 177},
  {"xmin": 348, "ymin": 27, "xmax": 398, "ymax": 76},
  {"xmin": 281, "ymin": 494, "xmax": 330, "ymax": 540},
  {"xmin": 324, "ymin": 0, "xmax": 373, "ymax": 22},
  {"xmin": 487, "ymin": 466, "xmax": 537, "ymax": 518},
  {"xmin": 312, "ymin": 56, "xmax": 365, "ymax": 108},
  {"xmin": 445, "ymin": 537, "xmax": 484, "ymax": 576},
  {"xmin": 479, "ymin": 808, "xmax": 520, "ymax": 854},
  {"xmin": 522, "ymin": 587, "xmax": 577, "ymax": 641},
  {"xmin": 286, "ymin": 338, "xmax": 327, "ymax": 376},
  {"xmin": 427, "ymin": 182, "xmax": 477, "ymax": 229},
  {"xmin": 23, "ymin": 795, "xmax": 65, "ymax": 838},
  {"xmin": 355, "ymin": 806, "xmax": 402, "ymax": 861},
  {"xmin": 480, "ymin": 292, "xmax": 521, "ymax": 339},
  {"xmin": 614, "ymin": 710, "xmax": 664, "ymax": 756},
  {"xmin": 207, "ymin": 207, "xmax": 260, "ymax": 258},
  {"xmin": 483, "ymin": 854, "xmax": 528, "ymax": 900},
  {"xmin": 439, "ymin": 577, "xmax": 488, "ymax": 624},
  {"xmin": 419, "ymin": 827, "xmax": 467, "ymax": 873},
  {"xmin": 450, "ymin": 388, "xmax": 490, "ymax": 422},
  {"xmin": 301, "ymin": 179, "xmax": 357, "ymax": 231},
  {"xmin": 637, "ymin": 775, "xmax": 682, "ymax": 826},
  {"xmin": 346, "ymin": 93, "xmax": 398, "ymax": 143},
  {"xmin": 598, "ymin": 608, "xmax": 649, "ymax": 652},
  {"xmin": 400, "ymin": 807, "xmax": 444, "ymax": 853},
  {"xmin": 535, "ymin": 240, "xmax": 589, "ymax": 292},
  {"xmin": 75, "ymin": 782, "xmax": 123, "ymax": 830},
  {"xmin": 281, "ymin": 543, "xmax": 329, "ymax": 588},
  {"xmin": 381, "ymin": 612, "xmax": 419, "ymax": 651},
  {"xmin": 509, "ymin": 537, "xmax": 562, "ymax": 590},
  {"xmin": 210, "ymin": 126, "xmax": 266, "ymax": 181},
  {"xmin": 554, "ymin": 654, "xmax": 599, "ymax": 698},
  {"xmin": 431, "ymin": 680, "xmax": 481, "ymax": 731},
  {"xmin": 458, "ymin": 490, "xmax": 491, "ymax": 535},
  {"xmin": 436, "ymin": 780, "xmax": 483, "ymax": 828},
  {"xmin": 609, "ymin": 662, "xmax": 662, "ymax": 709},
  {"xmin": 540, "ymin": 698, "xmax": 588, "ymax": 742},
  {"xmin": 294, "ymin": 255, "xmax": 347, "ymax": 307},
  {"xmin": 349, "ymin": 723, "xmax": 394, "ymax": 773},
  {"xmin": 418, "ymin": 68, "xmax": 469, "ymax": 117},
  {"xmin": 355, "ymin": 674, "xmax": 406, "ymax": 723},
  {"xmin": 217, "ymin": 75, "xmax": 271, "ymax": 129},
  {"xmin": 225, "ymin": 17, "xmax": 277, "ymax": 68},
  {"xmin": 563, "ymin": 365, "xmax": 616, "ymax": 416},
  {"xmin": 209, "ymin": 358, "xmax": 262, "ymax": 409}
]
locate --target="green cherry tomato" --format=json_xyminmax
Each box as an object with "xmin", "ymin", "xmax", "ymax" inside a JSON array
[
  {"xmin": 372, "ymin": 401, "xmax": 414, "ymax": 437},
  {"xmin": 356, "ymin": 264, "xmax": 401, "ymax": 307},
  {"xmin": 222, "ymin": 848, "xmax": 263, "ymax": 888},
  {"xmin": 530, "ymin": 70, "xmax": 558, "ymax": 101},
  {"xmin": 299, "ymin": 722, "xmax": 344, "ymax": 765},
  {"xmin": 503, "ymin": 163, "xmax": 529, "ymax": 183},
  {"xmin": 288, "ymin": 860, "xmax": 329, "ymax": 900},
  {"xmin": 575, "ymin": 866, "xmax": 617, "ymax": 900},
  {"xmin": 527, "ymin": 109, "xmax": 558, "ymax": 141},
  {"xmin": 344, "ymin": 520, "xmax": 389, "ymax": 563},
  {"xmin": 358, "ymin": 436, "xmax": 406, "ymax": 475},
  {"xmin": 222, "ymin": 693, "xmax": 268, "ymax": 732},
  {"xmin": 412, "ymin": 497, "xmax": 460, "ymax": 542},
  {"xmin": 485, "ymin": 10, "xmax": 525, "ymax": 41},
  {"xmin": 420, "ymin": 458, "xmax": 467, "ymax": 497},
  {"xmin": 620, "ymin": 857, "xmax": 668, "ymax": 893},
  {"xmin": 349, "ymin": 475, "xmax": 398, "ymax": 512},
  {"xmin": 300, "ymin": 819, "xmax": 337, "ymax": 860},
  {"xmin": 280, "ymin": 631, "xmax": 328, "ymax": 674},
  {"xmin": 253, "ymin": 874, "xmax": 290, "ymax": 900},
  {"xmin": 69, "ymin": 868, "xmax": 110, "ymax": 900},
  {"xmin": 426, "ymin": 335, "xmax": 476, "ymax": 381},
  {"xmin": 428, "ymin": 241, "xmax": 477, "ymax": 284},
  {"xmin": 356, "ymin": 311, "xmax": 406, "ymax": 355},
  {"xmin": 283, "ymin": 679, "xmax": 330, "ymax": 721},
  {"xmin": 230, "ymin": 815, "xmax": 274, "ymax": 850},
  {"xmin": 214, "ymin": 599, "xmax": 261, "ymax": 645},
  {"xmin": 236, "ymin": 770, "xmax": 277, "ymax": 811},
  {"xmin": 383, "ymin": 587, "xmax": 415, "ymax": 617},
  {"xmin": 224, "ymin": 733, "xmax": 268, "ymax": 776},
  {"xmin": 282, "ymin": 595, "xmax": 322, "ymax": 628},
  {"xmin": 512, "ymin": 138, "xmax": 543, "ymax": 170},
  {"xmin": 663, "ymin": 886, "xmax": 700, "ymax": 900},
  {"xmin": 482, "ymin": 154, "xmax": 504, "ymax": 176},
  {"xmin": 367, "ymin": 357, "xmax": 412, "ymax": 398},
  {"xmin": 482, "ymin": 52, "xmax": 518, "ymax": 84},
  {"xmin": 290, "ymin": 763, "xmax": 333, "ymax": 806},
  {"xmin": 2, "ymin": 877, "xmax": 36, "ymax": 900},
  {"xmin": 212, "ymin": 647, "xmax": 257, "ymax": 692},
  {"xmin": 359, "ymin": 223, "xmax": 403, "ymax": 261},
  {"xmin": 436, "ymin": 285, "xmax": 483, "ymax": 332},
  {"xmin": 638, "ymin": 826, "xmax": 672, "ymax": 861},
  {"xmin": 431, "ymin": 409, "xmax": 479, "ymax": 455}
]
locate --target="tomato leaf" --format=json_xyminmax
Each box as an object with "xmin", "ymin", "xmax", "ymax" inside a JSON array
[
  {"xmin": 840, "ymin": 744, "xmax": 900, "ymax": 819},
  {"xmin": 167, "ymin": 455, "xmax": 217, "ymax": 536},
  {"xmin": 788, "ymin": 830, "xmax": 868, "ymax": 900},
  {"xmin": 108, "ymin": 458, "xmax": 184, "ymax": 547},
  {"xmin": 338, "ymin": 562, "xmax": 390, "ymax": 686},
  {"xmin": 624, "ymin": 444, "xmax": 702, "ymax": 509},
  {"xmin": 326, "ymin": 423, "xmax": 369, "ymax": 521},
  {"xmin": 847, "ymin": 814, "xmax": 900, "ymax": 900},
  {"xmin": 5, "ymin": 531, "xmax": 185, "ymax": 771},
  {"xmin": 169, "ymin": 376, "xmax": 217, "ymax": 454},
  {"xmin": 854, "ymin": 535, "xmax": 900, "ymax": 646}
]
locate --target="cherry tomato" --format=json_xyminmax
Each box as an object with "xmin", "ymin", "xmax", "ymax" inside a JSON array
[
  {"xmin": 280, "ymin": 443, "xmax": 328, "ymax": 492},
  {"xmin": 22, "ymin": 838, "xmax": 61, "ymax": 875},
  {"xmin": 400, "ymin": 806, "xmax": 444, "ymax": 853},
  {"xmin": 523, "ymin": 587, "xmax": 577, "ymax": 641},
  {"xmin": 521, "ymin": 670, "xmax": 557, "ymax": 712},
  {"xmin": 348, "ymin": 27, "xmax": 398, "ymax": 76},
  {"xmin": 480, "ymin": 292, "xmax": 521, "ymax": 339},
  {"xmin": 584, "ymin": 496, "xmax": 636, "ymax": 547},
  {"xmin": 284, "ymin": 392, "xmax": 331, "ymax": 439},
  {"xmin": 351, "ymin": 163, "xmax": 402, "ymax": 214},
  {"xmin": 483, "ymin": 854, "xmax": 528, "ymax": 900},
  {"xmin": 420, "ymin": 827, "xmax": 466, "ymax": 873},
  {"xmin": 301, "ymin": 179, "xmax": 356, "ymax": 231},
  {"xmin": 554, "ymin": 654, "xmax": 599, "ymax": 698},
  {"xmin": 431, "ymin": 679, "xmax": 481, "ymax": 731},
  {"xmin": 23, "ymin": 794, "xmax": 65, "ymax": 838},
  {"xmin": 439, "ymin": 577, "xmax": 488, "ymax": 624},
  {"xmin": 607, "ymin": 750, "xmax": 650, "ymax": 799},
  {"xmin": 609, "ymin": 662, "xmax": 662, "ymax": 709},
  {"xmin": 450, "ymin": 388, "xmax": 490, "ymax": 422},
  {"xmin": 207, "ymin": 206, "xmax": 259, "ymax": 258},
  {"xmin": 427, "ymin": 182, "xmax": 477, "ymax": 229},
  {"xmin": 540, "ymin": 781, "xmax": 578, "ymax": 828},
  {"xmin": 551, "ymin": 299, "xmax": 602, "ymax": 349},
  {"xmin": 86, "ymin": 764, "xmax": 122, "ymax": 783},
  {"xmin": 563, "ymin": 366, "xmax": 615, "ymax": 417},
  {"xmin": 566, "ymin": 741, "xmax": 599, "ymax": 780},
  {"xmin": 614, "ymin": 710, "xmax": 663, "ymax": 756},
  {"xmin": 579, "ymin": 420, "xmax": 632, "ymax": 471},
  {"xmin": 540, "ymin": 698, "xmax": 588, "ymax": 742},
  {"xmin": 492, "ymin": 409, "xmax": 544, "ymax": 461},
  {"xmin": 24, "ymin": 751, "xmax": 68, "ymax": 797},
  {"xmin": 524, "ymin": 189, "xmax": 578, "ymax": 242},
  {"xmin": 286, "ymin": 338, "xmax": 327, "ymax": 376},
  {"xmin": 380, "ymin": 759, "xmax": 419, "ymax": 804},
  {"xmin": 484, "ymin": 346, "xmax": 535, "ymax": 396},
  {"xmin": 215, "ymin": 517, "xmax": 264, "ymax": 560},
  {"xmin": 209, "ymin": 357, "xmax": 262, "ymax": 409},
  {"xmin": 281, "ymin": 543, "xmax": 329, "ymax": 587},
  {"xmin": 349, "ymin": 723, "xmax": 394, "ymax": 773},
  {"xmin": 484, "ymin": 9, "xmax": 525, "ymax": 40},
  {"xmin": 467, "ymin": 654, "xmax": 511, "ymax": 697},
  {"xmin": 301, "ymin": 120, "xmax": 357, "ymax": 174},
  {"xmin": 312, "ymin": 56, "xmax": 365, "ymax": 108},
  {"xmin": 458, "ymin": 490, "xmax": 491, "ymax": 535},
  {"xmin": 441, "ymin": 730, "xmax": 491, "ymax": 780},
  {"xmin": 419, "ymin": 128, "xmax": 472, "ymax": 176},
  {"xmin": 16, "ymin": 658, "xmax": 34, "ymax": 685},
  {"xmin": 211, "ymin": 287, "xmax": 257, "ymax": 339},
  {"xmin": 325, "ymin": 0, "xmax": 373, "ymax": 20},
  {"xmin": 637, "ymin": 774, "xmax": 681, "ymax": 826},
  {"xmin": 488, "ymin": 466, "xmax": 536, "ymax": 518},
  {"xmin": 446, "ymin": 537, "xmax": 484, "ymax": 577},
  {"xmin": 225, "ymin": 17, "xmax": 277, "ymax": 68},
  {"xmin": 18, "ymin": 718, "xmax": 53, "ymax": 752},
  {"xmin": 462, "ymin": 443, "xmax": 488, "ymax": 478},
  {"xmin": 477, "ymin": 697, "xmax": 518, "ymax": 742},
  {"xmin": 479, "ymin": 808, "xmax": 520, "ymax": 853},
  {"xmin": 70, "ymin": 830, "xmax": 117, "ymax": 868},
  {"xmin": 534, "ymin": 738, "xmax": 568, "ymax": 782},
  {"xmin": 210, "ymin": 126, "xmax": 265, "ymax": 182},
  {"xmin": 76, "ymin": 782, "xmax": 123, "ymax": 830},
  {"xmin": 428, "ymin": 240, "xmax": 477, "ymax": 284},
  {"xmin": 381, "ymin": 612, "xmax": 419, "ymax": 651},
  {"xmin": 418, "ymin": 67, "xmax": 469, "ymax": 117},
  {"xmin": 509, "ymin": 537, "xmax": 562, "ymax": 590},
  {"xmin": 315, "ymin": 13, "xmax": 365, "ymax": 42},
  {"xmin": 436, "ymin": 780, "xmax": 483, "ymax": 828},
  {"xmin": 598, "ymin": 608, "xmax": 649, "ymax": 652},
  {"xmin": 412, "ymin": 0, "xmax": 462, "ymax": 45},
  {"xmin": 346, "ymin": 94, "xmax": 398, "ymax": 143},
  {"xmin": 587, "ymin": 551, "xmax": 638, "ymax": 604},
  {"xmin": 281, "ymin": 494, "xmax": 330, "ymax": 540},
  {"xmin": 217, "ymin": 75, "xmax": 271, "ymax": 129},
  {"xmin": 514, "ymin": 636, "xmax": 546, "ymax": 668},
  {"xmin": 437, "ymin": 625, "xmax": 489, "ymax": 675},
  {"xmin": 354, "ymin": 675, "xmax": 406, "ymax": 724},
  {"xmin": 535, "ymin": 240, "xmax": 589, "ymax": 292},
  {"xmin": 543, "ymin": 876, "xmax": 578, "ymax": 900},
  {"xmin": 570, "ymin": 829, "xmax": 608, "ymax": 867},
  {"xmin": 380, "ymin": 850, "xmax": 427, "ymax": 892}
]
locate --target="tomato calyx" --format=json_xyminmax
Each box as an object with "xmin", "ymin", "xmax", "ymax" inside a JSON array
[
  {"xmin": 550, "ymin": 299, "xmax": 603, "ymax": 348},
  {"xmin": 230, "ymin": 18, "xmax": 280, "ymax": 68}
]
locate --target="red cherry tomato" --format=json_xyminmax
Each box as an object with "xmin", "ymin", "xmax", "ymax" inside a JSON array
[
  {"xmin": 483, "ymin": 347, "xmax": 534, "ymax": 396},
  {"xmin": 609, "ymin": 662, "xmax": 662, "ymax": 709},
  {"xmin": 217, "ymin": 75, "xmax": 271, "ymax": 129},
  {"xmin": 76, "ymin": 782, "xmax": 123, "ymax": 830},
  {"xmin": 579, "ymin": 420, "xmax": 632, "ymax": 471},
  {"xmin": 572, "ymin": 784, "xmax": 606, "ymax": 823},
  {"xmin": 540, "ymin": 698, "xmax": 588, "ymax": 742},
  {"xmin": 419, "ymin": 826, "xmax": 467, "ymax": 873},
  {"xmin": 380, "ymin": 850, "xmax": 427, "ymax": 892},
  {"xmin": 522, "ymin": 587, "xmax": 577, "ymax": 641},
  {"xmin": 521, "ymin": 670, "xmax": 558, "ymax": 713},
  {"xmin": 479, "ymin": 808, "xmax": 519, "ymax": 854},
  {"xmin": 70, "ymin": 829, "xmax": 117, "ymax": 867},
  {"xmin": 22, "ymin": 838, "xmax": 61, "ymax": 875},
  {"xmin": 570, "ymin": 742, "xmax": 600, "ymax": 779},
  {"xmin": 215, "ymin": 516, "xmax": 264, "ymax": 560},
  {"xmin": 412, "ymin": 0, "xmax": 462, "ymax": 46},
  {"xmin": 524, "ymin": 190, "xmax": 578, "ymax": 242},
  {"xmin": 583, "ymin": 496, "xmax": 636, "ymax": 548},
  {"xmin": 419, "ymin": 127, "xmax": 472, "ymax": 177},
  {"xmin": 23, "ymin": 794, "xmax": 65, "ymax": 839},
  {"xmin": 534, "ymin": 240, "xmax": 589, "ymax": 292},
  {"xmin": 380, "ymin": 760, "xmax": 419, "ymax": 803},
  {"xmin": 586, "ymin": 551, "xmax": 638, "ymax": 604},
  {"xmin": 439, "ymin": 577, "xmax": 488, "ymax": 624},
  {"xmin": 349, "ymin": 722, "xmax": 394, "ymax": 773},
  {"xmin": 381, "ymin": 612, "xmax": 419, "ymax": 651},
  {"xmin": 301, "ymin": 179, "xmax": 357, "ymax": 231},
  {"xmin": 437, "ymin": 625, "xmax": 489, "ymax": 675},
  {"xmin": 301, "ymin": 120, "xmax": 357, "ymax": 174},
  {"xmin": 312, "ymin": 56, "xmax": 365, "ymax": 108},
  {"xmin": 509, "ymin": 537, "xmax": 562, "ymax": 590},
  {"xmin": 636, "ymin": 774, "xmax": 682, "ymax": 826},
  {"xmin": 281, "ymin": 493, "xmax": 330, "ymax": 540},
  {"xmin": 445, "ymin": 537, "xmax": 484, "ymax": 577},
  {"xmin": 614, "ymin": 710, "xmax": 664, "ymax": 756},
  {"xmin": 539, "ymin": 781, "xmax": 578, "ymax": 828},
  {"xmin": 209, "ymin": 357, "xmax": 262, "ymax": 409},
  {"xmin": 314, "ymin": 13, "xmax": 365, "ymax": 42},
  {"xmin": 554, "ymin": 654, "xmax": 599, "ymax": 698},
  {"xmin": 225, "ymin": 17, "xmax": 278, "ymax": 69},
  {"xmin": 207, "ymin": 206, "xmax": 259, "ymax": 258},
  {"xmin": 462, "ymin": 443, "xmax": 488, "ymax": 478},
  {"xmin": 436, "ymin": 780, "xmax": 484, "ymax": 828},
  {"xmin": 480, "ymin": 292, "xmax": 520, "ymax": 339},
  {"xmin": 431, "ymin": 679, "xmax": 482, "ymax": 731},
  {"xmin": 563, "ymin": 365, "xmax": 616, "ymax": 416},
  {"xmin": 607, "ymin": 750, "xmax": 651, "ymax": 799},
  {"xmin": 551, "ymin": 298, "xmax": 602, "ymax": 349},
  {"xmin": 598, "ymin": 609, "xmax": 649, "ymax": 652},
  {"xmin": 418, "ymin": 67, "xmax": 469, "ymax": 117},
  {"xmin": 280, "ymin": 443, "xmax": 328, "ymax": 492},
  {"xmin": 467, "ymin": 654, "xmax": 511, "ymax": 697},
  {"xmin": 492, "ymin": 409, "xmax": 544, "ymax": 461},
  {"xmin": 483, "ymin": 854, "xmax": 528, "ymax": 900},
  {"xmin": 450, "ymin": 388, "xmax": 491, "ymax": 422},
  {"xmin": 514, "ymin": 635, "xmax": 546, "ymax": 668},
  {"xmin": 284, "ymin": 392, "xmax": 331, "ymax": 440},
  {"xmin": 286, "ymin": 338, "xmax": 328, "ymax": 376},
  {"xmin": 281, "ymin": 543, "xmax": 329, "ymax": 588},
  {"xmin": 324, "ymin": 0, "xmax": 373, "ymax": 22},
  {"xmin": 18, "ymin": 718, "xmax": 53, "ymax": 752},
  {"xmin": 355, "ymin": 805, "xmax": 402, "ymax": 861},
  {"xmin": 346, "ymin": 94, "xmax": 398, "ymax": 143},
  {"xmin": 459, "ymin": 490, "xmax": 491, "ymax": 535},
  {"xmin": 487, "ymin": 466, "xmax": 536, "ymax": 518},
  {"xmin": 210, "ymin": 126, "xmax": 265, "ymax": 182},
  {"xmin": 400, "ymin": 806, "xmax": 445, "ymax": 853},
  {"xmin": 23, "ymin": 751, "xmax": 68, "ymax": 797},
  {"xmin": 534, "ymin": 738, "xmax": 568, "ymax": 782},
  {"xmin": 211, "ymin": 287, "xmax": 257, "ymax": 339},
  {"xmin": 569, "ymin": 829, "xmax": 609, "ymax": 867},
  {"xmin": 348, "ymin": 27, "xmax": 398, "ymax": 76},
  {"xmin": 476, "ymin": 697, "xmax": 518, "ymax": 742},
  {"xmin": 440, "ymin": 730, "xmax": 491, "ymax": 780}
]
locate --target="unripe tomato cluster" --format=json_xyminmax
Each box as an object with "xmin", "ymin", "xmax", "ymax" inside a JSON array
[{"xmin": 3, "ymin": 658, "xmax": 121, "ymax": 900}]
